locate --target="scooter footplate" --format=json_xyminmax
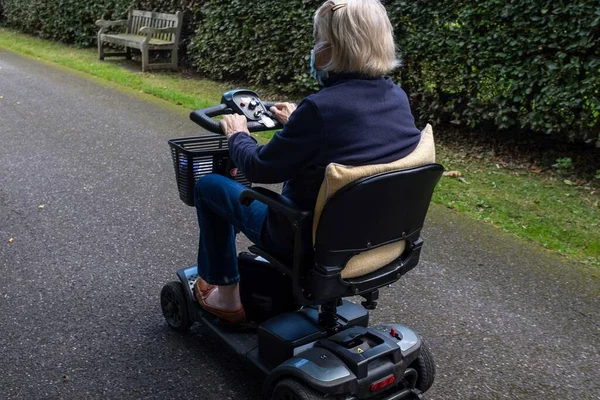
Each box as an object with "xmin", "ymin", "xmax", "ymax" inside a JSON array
[
  {"xmin": 199, "ymin": 313, "xmax": 258, "ymax": 357},
  {"xmin": 177, "ymin": 265, "xmax": 259, "ymax": 356}
]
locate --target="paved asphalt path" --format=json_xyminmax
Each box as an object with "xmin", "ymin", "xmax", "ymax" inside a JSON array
[{"xmin": 1, "ymin": 51, "xmax": 598, "ymax": 400}]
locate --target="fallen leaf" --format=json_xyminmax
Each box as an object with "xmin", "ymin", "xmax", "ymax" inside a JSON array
[
  {"xmin": 564, "ymin": 179, "xmax": 574, "ymax": 186},
  {"xmin": 8, "ymin": 238, "xmax": 14, "ymax": 244},
  {"xmin": 458, "ymin": 177, "xmax": 470, "ymax": 184},
  {"xmin": 530, "ymin": 167, "xmax": 543, "ymax": 173},
  {"xmin": 443, "ymin": 170, "xmax": 463, "ymax": 178}
]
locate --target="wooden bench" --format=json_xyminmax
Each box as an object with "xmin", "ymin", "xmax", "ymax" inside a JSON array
[{"xmin": 96, "ymin": 7, "xmax": 182, "ymax": 72}]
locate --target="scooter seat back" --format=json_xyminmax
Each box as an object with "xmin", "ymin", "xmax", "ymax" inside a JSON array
[
  {"xmin": 313, "ymin": 124, "xmax": 436, "ymax": 279},
  {"xmin": 309, "ymin": 163, "xmax": 444, "ymax": 300}
]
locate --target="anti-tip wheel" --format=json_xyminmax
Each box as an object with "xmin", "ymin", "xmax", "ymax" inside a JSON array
[{"xmin": 160, "ymin": 281, "xmax": 192, "ymax": 332}]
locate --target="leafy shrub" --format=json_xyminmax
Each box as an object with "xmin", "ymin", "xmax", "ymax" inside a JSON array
[
  {"xmin": 193, "ymin": 0, "xmax": 599, "ymax": 144},
  {"xmin": 553, "ymin": 157, "xmax": 574, "ymax": 170},
  {"xmin": 389, "ymin": 0, "xmax": 600, "ymax": 144},
  {"xmin": 3, "ymin": 0, "xmax": 599, "ymax": 145},
  {"xmin": 190, "ymin": 0, "xmax": 320, "ymax": 94}
]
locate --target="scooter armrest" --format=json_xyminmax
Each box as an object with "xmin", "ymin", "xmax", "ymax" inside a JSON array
[{"xmin": 240, "ymin": 187, "xmax": 311, "ymax": 224}]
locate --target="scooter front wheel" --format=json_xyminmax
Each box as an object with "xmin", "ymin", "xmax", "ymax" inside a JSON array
[{"xmin": 161, "ymin": 281, "xmax": 192, "ymax": 332}]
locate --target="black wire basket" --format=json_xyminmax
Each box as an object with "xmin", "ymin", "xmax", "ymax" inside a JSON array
[{"xmin": 168, "ymin": 135, "xmax": 251, "ymax": 206}]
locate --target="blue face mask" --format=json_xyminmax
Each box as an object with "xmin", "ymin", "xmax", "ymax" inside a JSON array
[{"xmin": 310, "ymin": 49, "xmax": 329, "ymax": 86}]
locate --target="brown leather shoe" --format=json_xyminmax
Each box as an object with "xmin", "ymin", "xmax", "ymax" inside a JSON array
[
  {"xmin": 193, "ymin": 277, "xmax": 216, "ymax": 302},
  {"xmin": 197, "ymin": 295, "xmax": 246, "ymax": 325},
  {"xmin": 194, "ymin": 278, "xmax": 246, "ymax": 324}
]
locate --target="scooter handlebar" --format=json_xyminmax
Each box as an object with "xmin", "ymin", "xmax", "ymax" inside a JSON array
[
  {"xmin": 190, "ymin": 101, "xmax": 282, "ymax": 135},
  {"xmin": 189, "ymin": 104, "xmax": 231, "ymax": 134}
]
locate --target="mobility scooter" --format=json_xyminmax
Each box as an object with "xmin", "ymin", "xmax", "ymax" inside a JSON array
[{"xmin": 161, "ymin": 89, "xmax": 443, "ymax": 399}]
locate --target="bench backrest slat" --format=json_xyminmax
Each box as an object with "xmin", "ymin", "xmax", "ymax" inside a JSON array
[
  {"xmin": 158, "ymin": 18, "xmax": 167, "ymax": 41},
  {"xmin": 127, "ymin": 9, "xmax": 181, "ymax": 43},
  {"xmin": 131, "ymin": 10, "xmax": 179, "ymax": 22}
]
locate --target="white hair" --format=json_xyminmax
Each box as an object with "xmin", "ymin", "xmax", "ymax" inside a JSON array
[{"xmin": 313, "ymin": 0, "xmax": 400, "ymax": 77}]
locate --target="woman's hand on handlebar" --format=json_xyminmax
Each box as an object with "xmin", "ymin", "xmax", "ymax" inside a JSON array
[
  {"xmin": 269, "ymin": 103, "xmax": 297, "ymax": 125},
  {"xmin": 220, "ymin": 114, "xmax": 250, "ymax": 138}
]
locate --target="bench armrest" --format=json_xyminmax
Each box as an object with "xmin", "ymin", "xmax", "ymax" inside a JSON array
[
  {"xmin": 239, "ymin": 187, "xmax": 311, "ymax": 225},
  {"xmin": 138, "ymin": 26, "xmax": 178, "ymax": 45},
  {"xmin": 96, "ymin": 19, "xmax": 127, "ymax": 28},
  {"xmin": 96, "ymin": 19, "xmax": 127, "ymax": 35}
]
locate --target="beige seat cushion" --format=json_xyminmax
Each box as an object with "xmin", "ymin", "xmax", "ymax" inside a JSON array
[{"xmin": 313, "ymin": 124, "xmax": 436, "ymax": 279}]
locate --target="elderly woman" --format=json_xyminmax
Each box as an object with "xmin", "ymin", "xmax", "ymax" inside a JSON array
[{"xmin": 193, "ymin": 0, "xmax": 422, "ymax": 323}]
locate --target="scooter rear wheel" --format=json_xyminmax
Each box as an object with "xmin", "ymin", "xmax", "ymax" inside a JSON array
[
  {"xmin": 272, "ymin": 378, "xmax": 328, "ymax": 400},
  {"xmin": 161, "ymin": 281, "xmax": 192, "ymax": 332},
  {"xmin": 409, "ymin": 340, "xmax": 436, "ymax": 393}
]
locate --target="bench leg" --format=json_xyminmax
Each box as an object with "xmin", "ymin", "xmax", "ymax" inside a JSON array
[
  {"xmin": 97, "ymin": 35, "xmax": 104, "ymax": 60},
  {"xmin": 126, "ymin": 47, "xmax": 132, "ymax": 60},
  {"xmin": 171, "ymin": 47, "xmax": 178, "ymax": 71},
  {"xmin": 141, "ymin": 45, "xmax": 149, "ymax": 72}
]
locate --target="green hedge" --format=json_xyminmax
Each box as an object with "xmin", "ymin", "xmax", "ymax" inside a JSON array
[
  {"xmin": 391, "ymin": 0, "xmax": 600, "ymax": 143},
  {"xmin": 193, "ymin": 0, "xmax": 599, "ymax": 144},
  {"xmin": 0, "ymin": 0, "xmax": 204, "ymax": 55},
  {"xmin": 191, "ymin": 0, "xmax": 320, "ymax": 94},
  {"xmin": 2, "ymin": 0, "xmax": 598, "ymax": 143}
]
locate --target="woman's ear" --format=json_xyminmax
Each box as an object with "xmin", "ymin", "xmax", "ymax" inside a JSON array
[{"xmin": 316, "ymin": 47, "xmax": 332, "ymax": 69}]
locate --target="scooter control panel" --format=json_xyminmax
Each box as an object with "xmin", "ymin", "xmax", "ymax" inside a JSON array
[
  {"xmin": 190, "ymin": 88, "xmax": 284, "ymax": 133},
  {"xmin": 221, "ymin": 89, "xmax": 276, "ymax": 127}
]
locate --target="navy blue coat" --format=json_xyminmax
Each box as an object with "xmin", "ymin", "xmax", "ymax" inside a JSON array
[{"xmin": 228, "ymin": 74, "xmax": 421, "ymax": 246}]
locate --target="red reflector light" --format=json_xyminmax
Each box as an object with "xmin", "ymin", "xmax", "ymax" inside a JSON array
[{"xmin": 370, "ymin": 375, "xmax": 395, "ymax": 392}]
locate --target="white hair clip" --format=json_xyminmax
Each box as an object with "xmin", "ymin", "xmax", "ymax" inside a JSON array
[{"xmin": 332, "ymin": 2, "xmax": 347, "ymax": 12}]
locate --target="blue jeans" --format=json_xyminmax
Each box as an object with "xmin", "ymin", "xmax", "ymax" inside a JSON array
[{"xmin": 194, "ymin": 174, "xmax": 286, "ymax": 285}]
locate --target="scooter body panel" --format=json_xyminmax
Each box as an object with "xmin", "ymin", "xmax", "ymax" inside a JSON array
[{"xmin": 175, "ymin": 263, "xmax": 425, "ymax": 399}]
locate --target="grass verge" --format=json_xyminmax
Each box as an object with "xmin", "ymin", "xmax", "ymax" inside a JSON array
[
  {"xmin": 435, "ymin": 150, "xmax": 599, "ymax": 268},
  {"xmin": 1, "ymin": 28, "xmax": 598, "ymax": 269}
]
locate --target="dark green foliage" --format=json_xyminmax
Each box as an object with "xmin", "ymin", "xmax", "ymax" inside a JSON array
[
  {"xmin": 391, "ymin": 0, "xmax": 600, "ymax": 144},
  {"xmin": 191, "ymin": 0, "xmax": 321, "ymax": 94},
  {"xmin": 0, "ymin": 0, "xmax": 203, "ymax": 55},
  {"xmin": 2, "ymin": 0, "xmax": 599, "ymax": 143},
  {"xmin": 193, "ymin": 0, "xmax": 599, "ymax": 143},
  {"xmin": 2, "ymin": 0, "xmax": 122, "ymax": 46}
]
